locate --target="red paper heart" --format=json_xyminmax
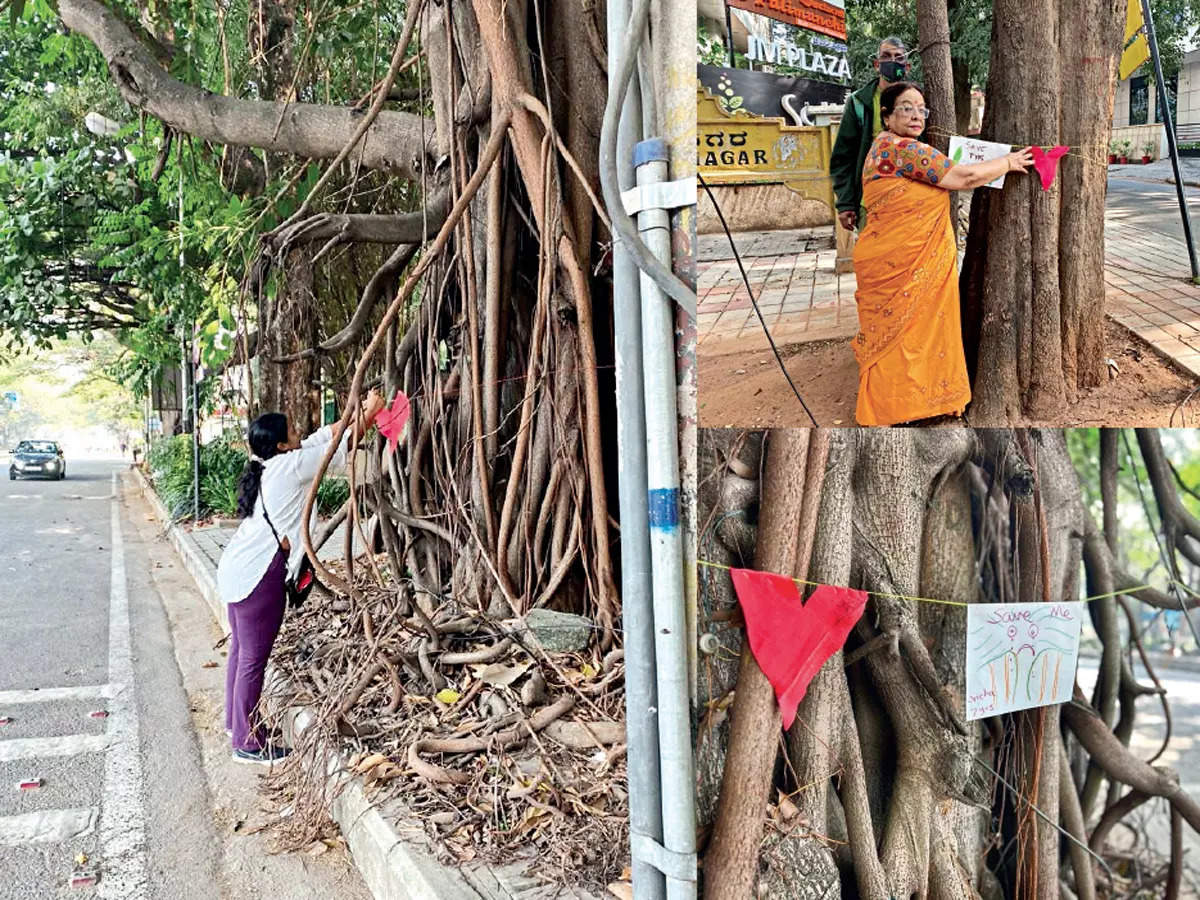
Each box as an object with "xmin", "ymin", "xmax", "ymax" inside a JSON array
[
  {"xmin": 376, "ymin": 391, "xmax": 411, "ymax": 455},
  {"xmin": 1031, "ymin": 145, "xmax": 1069, "ymax": 191},
  {"xmin": 730, "ymin": 569, "xmax": 868, "ymax": 729}
]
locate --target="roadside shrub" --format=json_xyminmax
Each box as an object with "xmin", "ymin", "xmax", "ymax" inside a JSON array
[
  {"xmin": 199, "ymin": 435, "xmax": 247, "ymax": 518},
  {"xmin": 317, "ymin": 476, "xmax": 350, "ymax": 516},
  {"xmin": 147, "ymin": 432, "xmax": 349, "ymax": 521}
]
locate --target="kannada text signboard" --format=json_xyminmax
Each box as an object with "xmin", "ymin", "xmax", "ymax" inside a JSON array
[
  {"xmin": 727, "ymin": 0, "xmax": 846, "ymax": 41},
  {"xmin": 697, "ymin": 85, "xmax": 835, "ymax": 211}
]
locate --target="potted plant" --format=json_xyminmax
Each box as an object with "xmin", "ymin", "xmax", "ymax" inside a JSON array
[
  {"xmin": 1108, "ymin": 140, "xmax": 1119, "ymax": 165},
  {"xmin": 1118, "ymin": 139, "xmax": 1132, "ymax": 164},
  {"xmin": 1142, "ymin": 140, "xmax": 1156, "ymax": 164}
]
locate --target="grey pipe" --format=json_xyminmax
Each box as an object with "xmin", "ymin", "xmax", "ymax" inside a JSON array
[
  {"xmin": 607, "ymin": 0, "xmax": 665, "ymax": 895},
  {"xmin": 598, "ymin": 0, "xmax": 697, "ymax": 317},
  {"xmin": 635, "ymin": 138, "xmax": 697, "ymax": 900}
]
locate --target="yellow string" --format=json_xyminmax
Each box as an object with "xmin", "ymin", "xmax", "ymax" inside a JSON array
[
  {"xmin": 697, "ymin": 559, "xmax": 1153, "ymax": 608},
  {"xmin": 922, "ymin": 126, "xmax": 1110, "ymax": 170}
]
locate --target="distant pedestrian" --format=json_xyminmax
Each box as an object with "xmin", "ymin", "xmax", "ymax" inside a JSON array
[
  {"xmin": 216, "ymin": 390, "xmax": 386, "ymax": 764},
  {"xmin": 829, "ymin": 36, "xmax": 912, "ymax": 234},
  {"xmin": 120, "ymin": 441, "xmax": 127, "ymax": 458}
]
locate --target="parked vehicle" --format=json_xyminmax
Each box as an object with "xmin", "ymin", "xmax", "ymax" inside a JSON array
[{"xmin": 9, "ymin": 440, "xmax": 66, "ymax": 480}]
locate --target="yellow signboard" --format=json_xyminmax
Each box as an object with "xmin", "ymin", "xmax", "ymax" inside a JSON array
[
  {"xmin": 1125, "ymin": 0, "xmax": 1143, "ymax": 43},
  {"xmin": 697, "ymin": 85, "xmax": 835, "ymax": 209}
]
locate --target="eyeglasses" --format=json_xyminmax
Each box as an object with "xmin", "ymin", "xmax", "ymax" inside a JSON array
[
  {"xmin": 878, "ymin": 51, "xmax": 908, "ymax": 62},
  {"xmin": 894, "ymin": 103, "xmax": 930, "ymax": 119}
]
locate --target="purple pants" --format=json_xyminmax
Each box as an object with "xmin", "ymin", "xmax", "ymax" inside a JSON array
[{"xmin": 225, "ymin": 548, "xmax": 287, "ymax": 751}]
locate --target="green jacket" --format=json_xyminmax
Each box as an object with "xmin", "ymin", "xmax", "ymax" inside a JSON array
[{"xmin": 829, "ymin": 80, "xmax": 880, "ymax": 220}]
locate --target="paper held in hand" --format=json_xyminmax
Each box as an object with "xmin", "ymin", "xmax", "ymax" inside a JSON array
[
  {"xmin": 964, "ymin": 601, "xmax": 1084, "ymax": 720},
  {"xmin": 949, "ymin": 136, "xmax": 1013, "ymax": 190}
]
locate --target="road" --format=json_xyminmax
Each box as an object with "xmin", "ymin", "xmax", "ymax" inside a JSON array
[
  {"xmin": 0, "ymin": 460, "xmax": 369, "ymax": 899},
  {"xmin": 1078, "ymin": 655, "xmax": 1200, "ymax": 887},
  {"xmin": 1107, "ymin": 175, "xmax": 1200, "ymax": 252}
]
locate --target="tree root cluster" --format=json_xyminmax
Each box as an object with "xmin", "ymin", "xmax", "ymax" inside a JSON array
[
  {"xmin": 697, "ymin": 428, "xmax": 1200, "ymax": 900},
  {"xmin": 258, "ymin": 555, "xmax": 629, "ymax": 892}
]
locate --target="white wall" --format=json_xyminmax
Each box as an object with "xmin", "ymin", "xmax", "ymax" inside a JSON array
[{"xmin": 1179, "ymin": 51, "xmax": 1200, "ymax": 128}]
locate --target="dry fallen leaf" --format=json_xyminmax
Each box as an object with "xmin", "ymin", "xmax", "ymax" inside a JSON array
[
  {"xmin": 353, "ymin": 753, "xmax": 389, "ymax": 775},
  {"xmin": 778, "ymin": 796, "xmax": 800, "ymax": 822},
  {"xmin": 474, "ymin": 661, "xmax": 531, "ymax": 687},
  {"xmin": 607, "ymin": 882, "xmax": 634, "ymax": 900},
  {"xmin": 435, "ymin": 688, "xmax": 461, "ymax": 704},
  {"xmin": 201, "ymin": 661, "xmax": 218, "ymax": 669}
]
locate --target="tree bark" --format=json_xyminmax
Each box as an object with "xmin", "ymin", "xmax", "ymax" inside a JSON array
[
  {"xmin": 961, "ymin": 0, "xmax": 1124, "ymax": 423},
  {"xmin": 704, "ymin": 430, "xmax": 828, "ymax": 898},
  {"xmin": 917, "ymin": 0, "xmax": 955, "ymax": 157}
]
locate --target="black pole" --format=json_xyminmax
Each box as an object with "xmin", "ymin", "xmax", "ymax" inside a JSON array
[
  {"xmin": 1141, "ymin": 0, "xmax": 1199, "ymax": 281},
  {"xmin": 725, "ymin": 2, "xmax": 735, "ymax": 68}
]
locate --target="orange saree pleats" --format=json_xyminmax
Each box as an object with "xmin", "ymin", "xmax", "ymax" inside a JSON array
[{"xmin": 850, "ymin": 177, "xmax": 971, "ymax": 426}]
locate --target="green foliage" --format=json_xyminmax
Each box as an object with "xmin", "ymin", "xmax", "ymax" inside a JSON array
[
  {"xmin": 147, "ymin": 432, "xmax": 246, "ymax": 521},
  {"xmin": 147, "ymin": 433, "xmax": 198, "ymax": 520},
  {"xmin": 317, "ymin": 476, "xmax": 351, "ymax": 517},
  {"xmin": 844, "ymin": 0, "xmax": 992, "ymax": 90},
  {"xmin": 0, "ymin": 0, "xmax": 424, "ymax": 406},
  {"xmin": 147, "ymin": 431, "xmax": 351, "ymax": 522},
  {"xmin": 200, "ymin": 435, "xmax": 248, "ymax": 518}
]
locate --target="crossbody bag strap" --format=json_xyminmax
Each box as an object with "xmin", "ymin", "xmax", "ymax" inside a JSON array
[{"xmin": 259, "ymin": 497, "xmax": 286, "ymax": 555}]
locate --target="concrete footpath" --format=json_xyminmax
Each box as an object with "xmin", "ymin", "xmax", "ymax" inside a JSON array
[
  {"xmin": 131, "ymin": 467, "xmax": 595, "ymax": 900},
  {"xmin": 1108, "ymin": 156, "xmax": 1200, "ymax": 188}
]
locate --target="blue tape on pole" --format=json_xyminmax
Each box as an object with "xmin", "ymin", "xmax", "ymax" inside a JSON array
[
  {"xmin": 647, "ymin": 488, "xmax": 679, "ymax": 529},
  {"xmin": 633, "ymin": 137, "xmax": 669, "ymax": 167}
]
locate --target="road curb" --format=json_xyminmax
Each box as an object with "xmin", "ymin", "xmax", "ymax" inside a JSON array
[
  {"xmin": 1108, "ymin": 171, "xmax": 1200, "ymax": 189},
  {"xmin": 131, "ymin": 466, "xmax": 228, "ymax": 630},
  {"xmin": 126, "ymin": 468, "xmax": 575, "ymax": 900}
]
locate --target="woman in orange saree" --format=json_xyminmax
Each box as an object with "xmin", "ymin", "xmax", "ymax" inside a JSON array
[{"xmin": 852, "ymin": 83, "xmax": 1033, "ymax": 426}]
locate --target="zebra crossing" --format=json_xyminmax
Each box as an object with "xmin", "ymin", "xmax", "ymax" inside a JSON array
[{"xmin": 0, "ymin": 473, "xmax": 147, "ymax": 896}]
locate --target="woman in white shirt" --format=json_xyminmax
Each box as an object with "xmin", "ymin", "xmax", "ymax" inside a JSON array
[{"xmin": 218, "ymin": 390, "xmax": 385, "ymax": 764}]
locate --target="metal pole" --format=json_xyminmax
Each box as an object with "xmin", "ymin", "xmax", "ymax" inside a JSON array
[
  {"xmin": 191, "ymin": 338, "xmax": 200, "ymax": 522},
  {"xmin": 635, "ymin": 138, "xmax": 697, "ymax": 900},
  {"xmin": 725, "ymin": 2, "xmax": 736, "ymax": 68},
  {"xmin": 607, "ymin": 0, "xmax": 665, "ymax": 895},
  {"xmin": 179, "ymin": 162, "xmax": 199, "ymax": 520},
  {"xmin": 1141, "ymin": 0, "xmax": 1200, "ymax": 281}
]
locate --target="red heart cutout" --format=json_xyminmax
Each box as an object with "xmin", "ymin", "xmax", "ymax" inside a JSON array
[
  {"xmin": 1031, "ymin": 145, "xmax": 1069, "ymax": 191},
  {"xmin": 376, "ymin": 391, "xmax": 411, "ymax": 455},
  {"xmin": 730, "ymin": 569, "xmax": 868, "ymax": 729}
]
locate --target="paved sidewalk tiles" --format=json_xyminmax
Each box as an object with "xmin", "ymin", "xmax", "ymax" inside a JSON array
[{"xmin": 698, "ymin": 218, "xmax": 1200, "ymax": 379}]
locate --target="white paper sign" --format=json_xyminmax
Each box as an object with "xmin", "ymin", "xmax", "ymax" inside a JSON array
[
  {"xmin": 948, "ymin": 136, "xmax": 1012, "ymax": 189},
  {"xmin": 965, "ymin": 601, "xmax": 1083, "ymax": 720}
]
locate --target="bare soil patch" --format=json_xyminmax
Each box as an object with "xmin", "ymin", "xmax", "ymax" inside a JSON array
[{"xmin": 698, "ymin": 320, "xmax": 1200, "ymax": 428}]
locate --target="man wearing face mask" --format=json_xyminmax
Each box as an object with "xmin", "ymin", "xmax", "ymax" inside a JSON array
[{"xmin": 829, "ymin": 36, "xmax": 912, "ymax": 232}]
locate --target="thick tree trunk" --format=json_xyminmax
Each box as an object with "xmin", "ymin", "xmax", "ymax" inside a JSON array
[
  {"xmin": 960, "ymin": 0, "xmax": 1124, "ymax": 423},
  {"xmin": 917, "ymin": 0, "xmax": 955, "ymax": 157},
  {"xmin": 247, "ymin": 0, "xmax": 320, "ymax": 430},
  {"xmin": 917, "ymin": 0, "xmax": 960, "ymax": 237},
  {"xmin": 703, "ymin": 430, "xmax": 828, "ymax": 898}
]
